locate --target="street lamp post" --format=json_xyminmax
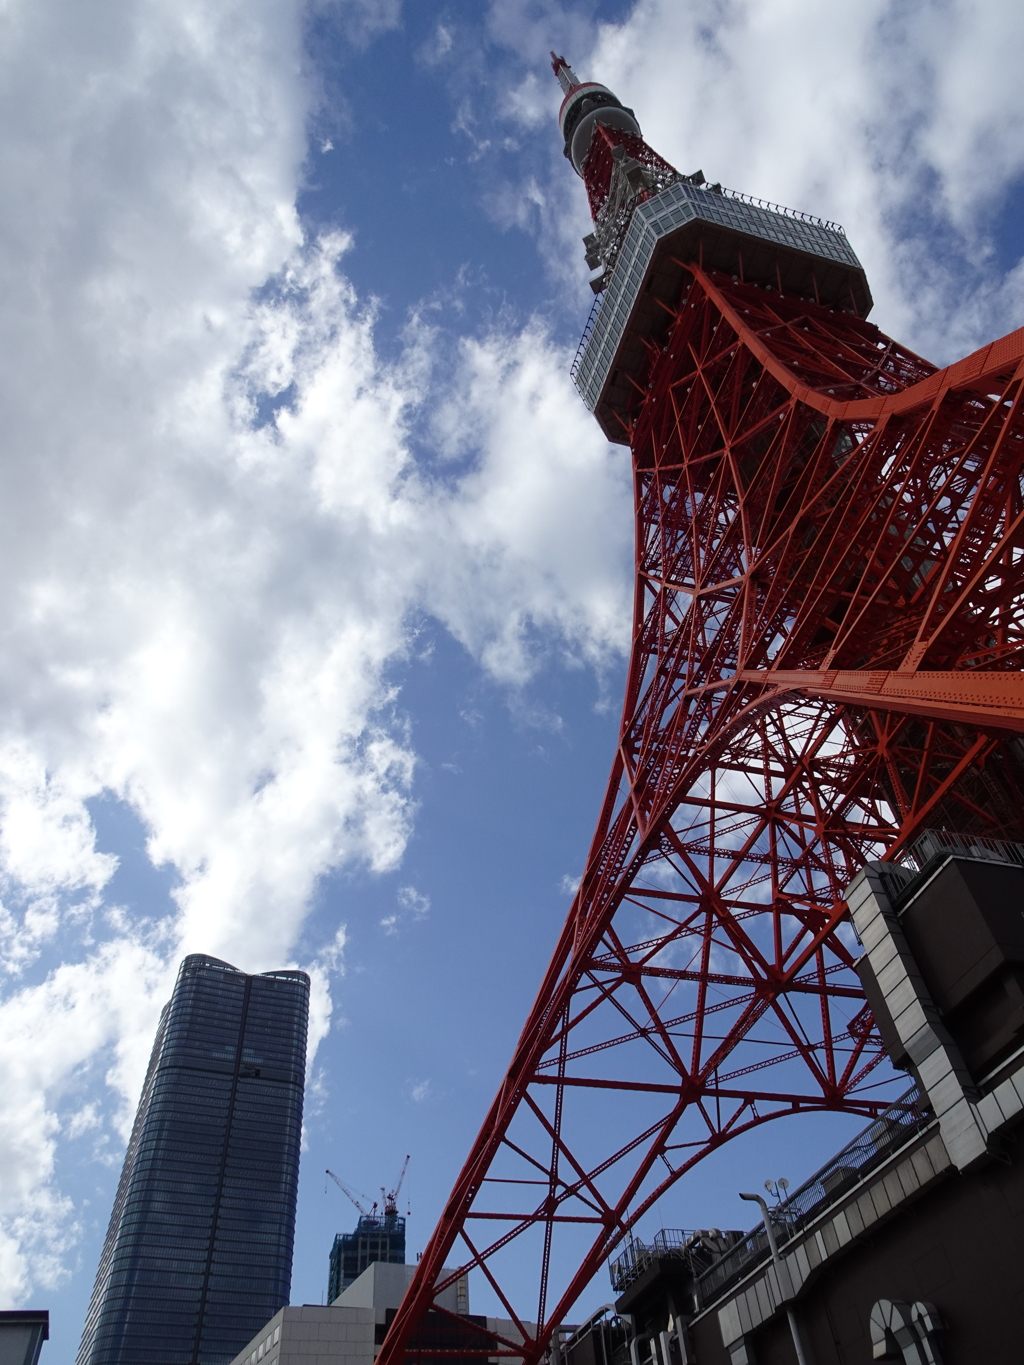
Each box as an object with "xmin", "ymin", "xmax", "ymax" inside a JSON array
[{"xmin": 739, "ymin": 1192, "xmax": 812, "ymax": 1365}]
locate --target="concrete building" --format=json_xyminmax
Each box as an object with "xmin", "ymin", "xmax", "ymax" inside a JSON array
[
  {"xmin": 0, "ymin": 1311, "xmax": 48, "ymax": 1365},
  {"xmin": 228, "ymin": 1262, "xmax": 534, "ymax": 1365}
]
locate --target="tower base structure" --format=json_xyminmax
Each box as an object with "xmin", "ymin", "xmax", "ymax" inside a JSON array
[{"xmin": 552, "ymin": 842, "xmax": 1024, "ymax": 1362}]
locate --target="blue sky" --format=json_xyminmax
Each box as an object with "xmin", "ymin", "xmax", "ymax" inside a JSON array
[{"xmin": 1, "ymin": 1, "xmax": 1024, "ymax": 1360}]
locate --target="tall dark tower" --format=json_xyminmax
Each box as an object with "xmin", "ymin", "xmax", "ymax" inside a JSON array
[
  {"xmin": 379, "ymin": 52, "xmax": 1024, "ymax": 1365},
  {"xmin": 77, "ymin": 954, "xmax": 309, "ymax": 1365}
]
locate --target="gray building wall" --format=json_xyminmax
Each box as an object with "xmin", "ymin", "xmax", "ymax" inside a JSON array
[
  {"xmin": 227, "ymin": 1261, "xmax": 533, "ymax": 1365},
  {"xmin": 0, "ymin": 1311, "xmax": 49, "ymax": 1365}
]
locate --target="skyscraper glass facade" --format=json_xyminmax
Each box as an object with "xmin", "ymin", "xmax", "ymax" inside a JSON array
[
  {"xmin": 77, "ymin": 954, "xmax": 309, "ymax": 1365},
  {"xmin": 328, "ymin": 1214, "xmax": 406, "ymax": 1302}
]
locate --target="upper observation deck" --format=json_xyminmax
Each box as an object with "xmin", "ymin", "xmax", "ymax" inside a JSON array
[{"xmin": 571, "ymin": 177, "xmax": 871, "ymax": 444}]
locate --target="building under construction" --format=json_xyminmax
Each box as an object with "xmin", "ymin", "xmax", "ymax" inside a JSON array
[
  {"xmin": 326, "ymin": 1161, "xmax": 411, "ymax": 1303},
  {"xmin": 328, "ymin": 1215, "xmax": 406, "ymax": 1304}
]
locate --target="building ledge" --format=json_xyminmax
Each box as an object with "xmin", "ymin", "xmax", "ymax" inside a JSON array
[{"xmin": 693, "ymin": 1041, "xmax": 1024, "ymax": 1351}]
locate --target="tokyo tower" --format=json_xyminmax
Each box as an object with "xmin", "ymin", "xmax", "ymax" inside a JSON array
[{"xmin": 379, "ymin": 55, "xmax": 1024, "ymax": 1365}]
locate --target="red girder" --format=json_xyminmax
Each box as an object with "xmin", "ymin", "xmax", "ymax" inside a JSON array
[
  {"xmin": 380, "ymin": 238, "xmax": 1024, "ymax": 1365},
  {"xmin": 582, "ymin": 124, "xmax": 681, "ymax": 220}
]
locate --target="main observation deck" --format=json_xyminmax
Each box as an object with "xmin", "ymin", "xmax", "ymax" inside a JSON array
[{"xmin": 571, "ymin": 178, "xmax": 871, "ymax": 443}]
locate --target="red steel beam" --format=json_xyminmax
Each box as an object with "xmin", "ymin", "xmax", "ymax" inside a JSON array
[{"xmin": 737, "ymin": 668, "xmax": 1024, "ymax": 732}]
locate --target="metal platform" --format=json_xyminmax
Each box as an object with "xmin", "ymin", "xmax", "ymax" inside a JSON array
[{"xmin": 571, "ymin": 179, "xmax": 871, "ymax": 443}]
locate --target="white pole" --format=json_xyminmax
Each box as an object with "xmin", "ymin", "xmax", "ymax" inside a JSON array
[{"xmin": 739, "ymin": 1193, "xmax": 811, "ymax": 1365}]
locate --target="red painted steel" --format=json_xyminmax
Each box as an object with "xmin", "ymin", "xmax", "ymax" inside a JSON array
[
  {"xmin": 582, "ymin": 123, "xmax": 678, "ymax": 220},
  {"xmin": 378, "ymin": 111, "xmax": 1024, "ymax": 1365}
]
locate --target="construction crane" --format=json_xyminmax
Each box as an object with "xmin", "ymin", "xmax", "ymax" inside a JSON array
[
  {"xmin": 381, "ymin": 1155, "xmax": 410, "ymax": 1218},
  {"xmin": 325, "ymin": 1170, "xmax": 377, "ymax": 1218}
]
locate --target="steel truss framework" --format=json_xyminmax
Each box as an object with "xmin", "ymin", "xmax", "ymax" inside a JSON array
[{"xmin": 379, "ymin": 255, "xmax": 1024, "ymax": 1365}]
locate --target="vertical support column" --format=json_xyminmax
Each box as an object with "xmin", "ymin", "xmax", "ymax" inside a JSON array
[
  {"xmin": 845, "ymin": 863, "xmax": 988, "ymax": 1169},
  {"xmin": 725, "ymin": 1340, "xmax": 754, "ymax": 1365},
  {"xmin": 658, "ymin": 1329, "xmax": 673, "ymax": 1365}
]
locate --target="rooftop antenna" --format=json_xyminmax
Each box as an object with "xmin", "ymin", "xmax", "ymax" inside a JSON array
[
  {"xmin": 550, "ymin": 51, "xmax": 581, "ymax": 96},
  {"xmin": 764, "ymin": 1177, "xmax": 790, "ymax": 1206}
]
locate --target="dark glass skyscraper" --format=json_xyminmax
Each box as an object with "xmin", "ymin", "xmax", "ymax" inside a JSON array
[{"xmin": 77, "ymin": 954, "xmax": 309, "ymax": 1365}]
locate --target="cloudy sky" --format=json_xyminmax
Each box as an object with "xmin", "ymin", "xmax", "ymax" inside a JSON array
[{"xmin": 1, "ymin": 0, "xmax": 1023, "ymax": 1356}]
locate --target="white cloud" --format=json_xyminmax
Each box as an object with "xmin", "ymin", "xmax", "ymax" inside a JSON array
[
  {"xmin": 0, "ymin": 745, "xmax": 118, "ymax": 973},
  {"xmin": 0, "ymin": 0, "xmax": 423, "ymax": 1300},
  {"xmin": 310, "ymin": 0, "xmax": 402, "ymax": 49},
  {"xmin": 410, "ymin": 1079, "xmax": 431, "ymax": 1103},
  {"xmin": 426, "ymin": 323, "xmax": 632, "ymax": 684},
  {"xmin": 314, "ymin": 924, "xmax": 349, "ymax": 977},
  {"xmin": 380, "ymin": 885, "xmax": 431, "ymax": 936},
  {"xmin": 66, "ymin": 1105, "xmax": 103, "ymax": 1140},
  {"xmin": 505, "ymin": 71, "xmax": 549, "ymax": 130},
  {"xmin": 305, "ymin": 923, "xmax": 349, "ymax": 1071},
  {"xmin": 0, "ymin": 940, "xmax": 173, "ymax": 1305},
  {"xmin": 397, "ymin": 885, "xmax": 430, "ymax": 919},
  {"xmin": 420, "ymin": 22, "xmax": 455, "ymax": 66},
  {"xmin": 0, "ymin": 0, "xmax": 630, "ymax": 1303}
]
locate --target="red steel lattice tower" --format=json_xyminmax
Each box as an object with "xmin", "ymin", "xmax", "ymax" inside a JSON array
[{"xmin": 379, "ymin": 56, "xmax": 1024, "ymax": 1365}]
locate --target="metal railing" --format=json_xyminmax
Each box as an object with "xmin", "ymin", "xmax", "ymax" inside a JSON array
[
  {"xmin": 570, "ymin": 292, "xmax": 605, "ymax": 388},
  {"xmin": 607, "ymin": 1233, "xmax": 666, "ymax": 1293},
  {"xmin": 555, "ymin": 1306, "xmax": 632, "ymax": 1365},
  {"xmin": 716, "ymin": 184, "xmax": 845, "ymax": 235},
  {"xmin": 880, "ymin": 828, "xmax": 1024, "ymax": 908},
  {"xmin": 609, "ymin": 1228, "xmax": 743, "ymax": 1294}
]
